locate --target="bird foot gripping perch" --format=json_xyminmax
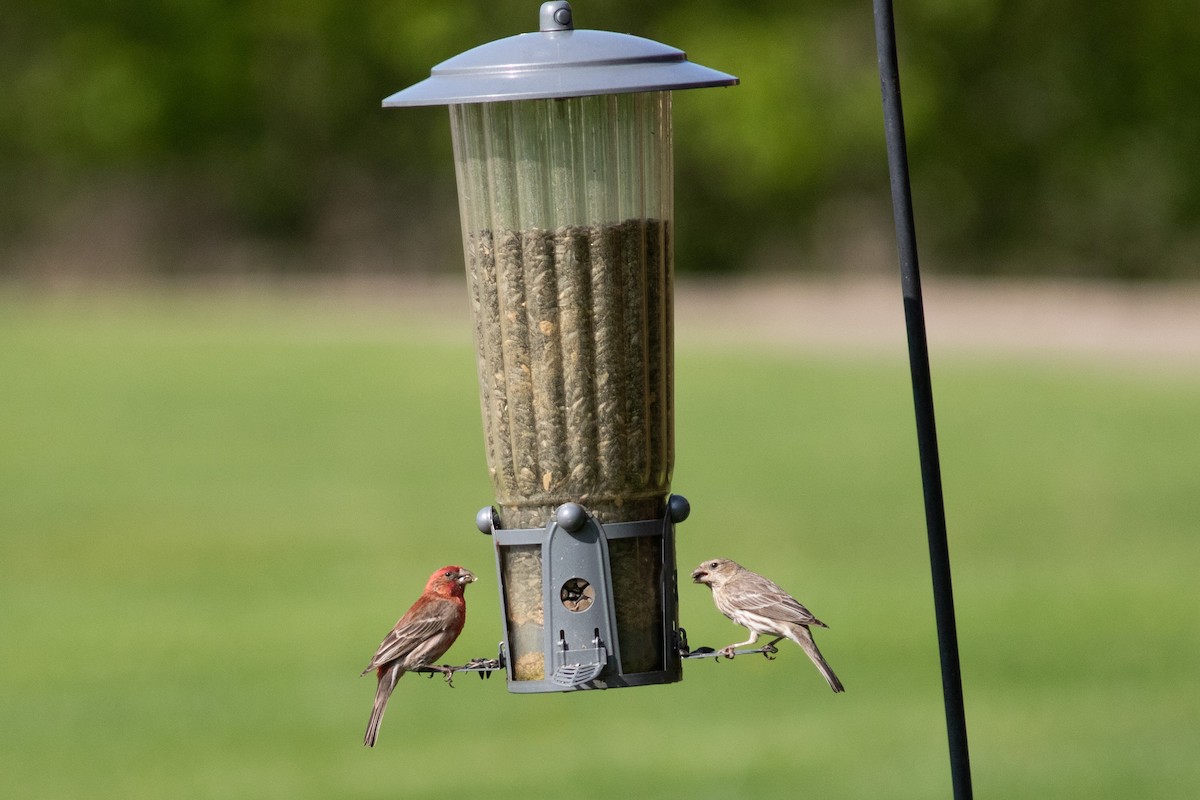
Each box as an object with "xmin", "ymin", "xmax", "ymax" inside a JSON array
[
  {"xmin": 716, "ymin": 638, "xmax": 783, "ymax": 661},
  {"xmin": 714, "ymin": 641, "xmax": 781, "ymax": 661},
  {"xmin": 415, "ymin": 649, "xmax": 506, "ymax": 687},
  {"xmin": 676, "ymin": 628, "xmax": 782, "ymax": 662}
]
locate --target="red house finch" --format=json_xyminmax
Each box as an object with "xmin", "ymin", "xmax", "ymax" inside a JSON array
[
  {"xmin": 692, "ymin": 558, "xmax": 844, "ymax": 693},
  {"xmin": 361, "ymin": 565, "xmax": 476, "ymax": 746}
]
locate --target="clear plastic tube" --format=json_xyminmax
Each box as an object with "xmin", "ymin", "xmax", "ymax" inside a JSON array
[{"xmin": 450, "ymin": 92, "xmax": 674, "ymax": 530}]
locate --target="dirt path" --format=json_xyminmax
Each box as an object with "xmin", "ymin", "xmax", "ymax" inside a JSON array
[
  {"xmin": 674, "ymin": 276, "xmax": 1200, "ymax": 370},
  {"xmin": 24, "ymin": 273, "xmax": 1197, "ymax": 371},
  {"xmin": 249, "ymin": 273, "xmax": 1200, "ymax": 369}
]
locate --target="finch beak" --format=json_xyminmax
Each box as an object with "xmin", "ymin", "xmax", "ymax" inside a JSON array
[
  {"xmin": 457, "ymin": 570, "xmax": 477, "ymax": 585},
  {"xmin": 691, "ymin": 568, "xmax": 709, "ymax": 584}
]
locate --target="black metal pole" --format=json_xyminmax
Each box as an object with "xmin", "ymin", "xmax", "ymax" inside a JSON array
[{"xmin": 871, "ymin": 2, "xmax": 973, "ymax": 798}]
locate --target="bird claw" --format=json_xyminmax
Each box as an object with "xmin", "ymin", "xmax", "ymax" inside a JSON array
[
  {"xmin": 422, "ymin": 665, "xmax": 456, "ymax": 687},
  {"xmin": 719, "ymin": 645, "xmax": 737, "ymax": 659},
  {"xmin": 761, "ymin": 644, "xmax": 778, "ymax": 661}
]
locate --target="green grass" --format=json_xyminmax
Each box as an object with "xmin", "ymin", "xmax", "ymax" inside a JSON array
[{"xmin": 1, "ymin": 286, "xmax": 1197, "ymax": 798}]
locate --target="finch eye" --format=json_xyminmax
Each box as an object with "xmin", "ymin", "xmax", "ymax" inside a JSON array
[{"xmin": 709, "ymin": 561, "xmax": 719, "ymax": 569}]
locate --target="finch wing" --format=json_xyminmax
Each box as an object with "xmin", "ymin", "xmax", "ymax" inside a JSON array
[
  {"xmin": 733, "ymin": 571, "xmax": 824, "ymax": 627},
  {"xmin": 364, "ymin": 596, "xmax": 460, "ymax": 671}
]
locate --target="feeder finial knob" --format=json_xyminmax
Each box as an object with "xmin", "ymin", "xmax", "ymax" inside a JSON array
[
  {"xmin": 476, "ymin": 506, "xmax": 500, "ymax": 534},
  {"xmin": 539, "ymin": 1, "xmax": 573, "ymax": 32},
  {"xmin": 555, "ymin": 502, "xmax": 588, "ymax": 532},
  {"xmin": 668, "ymin": 494, "xmax": 691, "ymax": 523}
]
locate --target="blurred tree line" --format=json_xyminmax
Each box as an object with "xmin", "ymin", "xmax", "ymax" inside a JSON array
[{"xmin": 2, "ymin": 0, "xmax": 1197, "ymax": 278}]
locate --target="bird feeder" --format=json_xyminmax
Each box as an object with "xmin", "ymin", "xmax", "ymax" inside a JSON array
[{"xmin": 384, "ymin": 1, "xmax": 736, "ymax": 693}]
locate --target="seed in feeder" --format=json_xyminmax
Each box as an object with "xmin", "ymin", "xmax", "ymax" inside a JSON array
[{"xmin": 464, "ymin": 218, "xmax": 674, "ymax": 529}]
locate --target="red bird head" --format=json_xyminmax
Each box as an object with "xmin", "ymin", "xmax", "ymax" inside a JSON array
[{"xmin": 425, "ymin": 565, "xmax": 477, "ymax": 598}]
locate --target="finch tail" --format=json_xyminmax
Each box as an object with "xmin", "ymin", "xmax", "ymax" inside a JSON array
[
  {"xmin": 363, "ymin": 665, "xmax": 403, "ymax": 747},
  {"xmin": 789, "ymin": 625, "xmax": 845, "ymax": 693}
]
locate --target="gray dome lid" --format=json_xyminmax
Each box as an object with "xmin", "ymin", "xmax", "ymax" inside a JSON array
[{"xmin": 383, "ymin": 1, "xmax": 738, "ymax": 108}]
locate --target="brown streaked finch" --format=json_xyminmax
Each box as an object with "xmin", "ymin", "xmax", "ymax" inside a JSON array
[
  {"xmin": 692, "ymin": 558, "xmax": 844, "ymax": 693},
  {"xmin": 361, "ymin": 565, "xmax": 476, "ymax": 746}
]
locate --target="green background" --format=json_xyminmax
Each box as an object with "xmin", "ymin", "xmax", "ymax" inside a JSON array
[
  {"xmin": 4, "ymin": 0, "xmax": 1199, "ymax": 278},
  {"xmin": 2, "ymin": 289, "xmax": 1196, "ymax": 797}
]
